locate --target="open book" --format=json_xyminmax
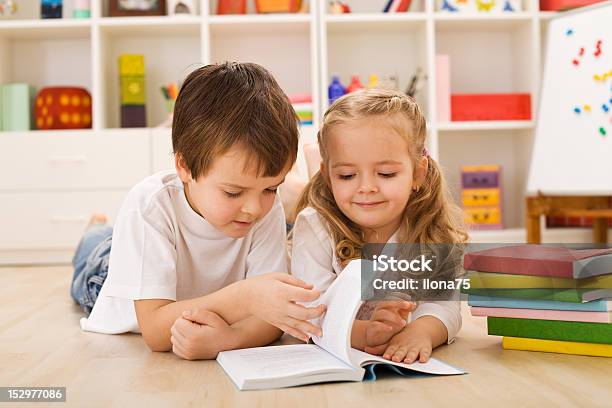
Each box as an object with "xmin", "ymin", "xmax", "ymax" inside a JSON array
[{"xmin": 217, "ymin": 260, "xmax": 466, "ymax": 390}]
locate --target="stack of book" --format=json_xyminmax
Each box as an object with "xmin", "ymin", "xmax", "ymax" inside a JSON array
[{"xmin": 463, "ymin": 245, "xmax": 612, "ymax": 357}]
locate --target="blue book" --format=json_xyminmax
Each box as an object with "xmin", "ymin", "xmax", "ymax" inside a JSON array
[{"xmin": 468, "ymin": 294, "xmax": 612, "ymax": 312}]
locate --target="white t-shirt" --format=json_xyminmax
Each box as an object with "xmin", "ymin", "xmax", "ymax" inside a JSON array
[
  {"xmin": 80, "ymin": 171, "xmax": 288, "ymax": 334},
  {"xmin": 290, "ymin": 207, "xmax": 461, "ymax": 344}
]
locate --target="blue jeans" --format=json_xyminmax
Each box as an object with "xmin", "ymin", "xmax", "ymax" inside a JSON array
[{"xmin": 70, "ymin": 224, "xmax": 113, "ymax": 316}]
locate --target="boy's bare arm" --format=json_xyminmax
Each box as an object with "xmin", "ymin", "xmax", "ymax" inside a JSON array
[
  {"xmin": 135, "ymin": 273, "xmax": 325, "ymax": 352},
  {"xmin": 170, "ymin": 313, "xmax": 283, "ymax": 360}
]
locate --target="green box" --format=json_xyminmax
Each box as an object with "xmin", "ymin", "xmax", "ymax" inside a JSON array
[
  {"xmin": 118, "ymin": 54, "xmax": 145, "ymax": 76},
  {"xmin": 120, "ymin": 77, "xmax": 146, "ymax": 105},
  {"xmin": 1, "ymin": 83, "xmax": 34, "ymax": 131}
]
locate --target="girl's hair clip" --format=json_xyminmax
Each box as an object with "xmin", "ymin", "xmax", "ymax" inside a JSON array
[{"xmin": 423, "ymin": 147, "xmax": 430, "ymax": 157}]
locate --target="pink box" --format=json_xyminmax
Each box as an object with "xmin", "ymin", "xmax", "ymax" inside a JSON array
[{"xmin": 435, "ymin": 55, "xmax": 451, "ymax": 123}]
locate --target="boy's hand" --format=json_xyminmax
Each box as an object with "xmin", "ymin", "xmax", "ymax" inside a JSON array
[
  {"xmin": 365, "ymin": 321, "xmax": 434, "ymax": 364},
  {"xmin": 170, "ymin": 308, "xmax": 233, "ymax": 360},
  {"xmin": 244, "ymin": 273, "xmax": 326, "ymax": 342},
  {"xmin": 365, "ymin": 300, "xmax": 415, "ymax": 348}
]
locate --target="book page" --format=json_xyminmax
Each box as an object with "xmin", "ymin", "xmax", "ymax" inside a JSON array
[
  {"xmin": 311, "ymin": 260, "xmax": 364, "ymax": 366},
  {"xmin": 217, "ymin": 344, "xmax": 353, "ymax": 381}
]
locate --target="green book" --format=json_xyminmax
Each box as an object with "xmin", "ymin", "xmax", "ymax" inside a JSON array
[
  {"xmin": 487, "ymin": 317, "xmax": 612, "ymax": 344},
  {"xmin": 464, "ymin": 288, "xmax": 612, "ymax": 303}
]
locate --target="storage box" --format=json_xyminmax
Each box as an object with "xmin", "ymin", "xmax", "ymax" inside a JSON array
[
  {"xmin": 451, "ymin": 93, "xmax": 531, "ymax": 121},
  {"xmin": 34, "ymin": 87, "xmax": 92, "ymax": 130},
  {"xmin": 121, "ymin": 105, "xmax": 146, "ymax": 128},
  {"xmin": 120, "ymin": 77, "xmax": 146, "ymax": 105},
  {"xmin": 118, "ymin": 54, "xmax": 145, "ymax": 77},
  {"xmin": 255, "ymin": 0, "xmax": 302, "ymax": 13},
  {"xmin": 1, "ymin": 83, "xmax": 35, "ymax": 131},
  {"xmin": 539, "ymin": 0, "xmax": 605, "ymax": 11}
]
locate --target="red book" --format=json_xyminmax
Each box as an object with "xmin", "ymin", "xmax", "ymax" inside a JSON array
[
  {"xmin": 451, "ymin": 93, "xmax": 531, "ymax": 121},
  {"xmin": 463, "ymin": 245, "xmax": 612, "ymax": 279}
]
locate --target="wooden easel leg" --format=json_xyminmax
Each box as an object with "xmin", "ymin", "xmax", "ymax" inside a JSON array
[
  {"xmin": 593, "ymin": 218, "xmax": 609, "ymax": 243},
  {"xmin": 527, "ymin": 215, "xmax": 541, "ymax": 244}
]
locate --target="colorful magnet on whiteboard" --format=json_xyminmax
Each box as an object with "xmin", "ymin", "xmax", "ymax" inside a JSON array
[
  {"xmin": 603, "ymin": 104, "xmax": 610, "ymax": 113},
  {"xmin": 566, "ymin": 29, "xmax": 573, "ymax": 36},
  {"xmin": 584, "ymin": 105, "xmax": 591, "ymax": 112},
  {"xmin": 574, "ymin": 107, "xmax": 581, "ymax": 114},
  {"xmin": 572, "ymin": 59, "xmax": 580, "ymax": 66},
  {"xmin": 579, "ymin": 47, "xmax": 585, "ymax": 56},
  {"xmin": 599, "ymin": 127, "xmax": 607, "ymax": 136}
]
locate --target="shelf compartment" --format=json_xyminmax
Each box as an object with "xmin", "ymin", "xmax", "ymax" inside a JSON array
[{"xmin": 99, "ymin": 22, "xmax": 201, "ymax": 129}]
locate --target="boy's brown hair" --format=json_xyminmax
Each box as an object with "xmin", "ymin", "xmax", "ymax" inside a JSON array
[{"xmin": 172, "ymin": 62, "xmax": 299, "ymax": 179}]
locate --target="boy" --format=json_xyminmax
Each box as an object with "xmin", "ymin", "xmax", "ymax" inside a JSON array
[{"xmin": 71, "ymin": 62, "xmax": 326, "ymax": 360}]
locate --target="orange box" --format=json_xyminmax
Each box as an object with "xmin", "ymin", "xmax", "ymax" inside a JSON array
[{"xmin": 255, "ymin": 0, "xmax": 302, "ymax": 13}]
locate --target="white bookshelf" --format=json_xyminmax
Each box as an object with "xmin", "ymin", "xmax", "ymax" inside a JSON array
[{"xmin": 0, "ymin": 0, "xmax": 590, "ymax": 263}]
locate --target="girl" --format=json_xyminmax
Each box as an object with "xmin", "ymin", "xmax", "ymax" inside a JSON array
[{"xmin": 291, "ymin": 88, "xmax": 468, "ymax": 364}]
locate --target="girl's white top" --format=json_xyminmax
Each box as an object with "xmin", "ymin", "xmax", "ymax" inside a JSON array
[{"xmin": 291, "ymin": 207, "xmax": 462, "ymax": 344}]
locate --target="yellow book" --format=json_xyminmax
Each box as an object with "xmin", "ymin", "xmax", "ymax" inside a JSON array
[
  {"xmin": 467, "ymin": 271, "xmax": 612, "ymax": 289},
  {"xmin": 503, "ymin": 337, "xmax": 612, "ymax": 357}
]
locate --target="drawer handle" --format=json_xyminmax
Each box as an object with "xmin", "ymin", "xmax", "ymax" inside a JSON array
[
  {"xmin": 50, "ymin": 216, "xmax": 88, "ymax": 223},
  {"xmin": 48, "ymin": 156, "xmax": 88, "ymax": 165}
]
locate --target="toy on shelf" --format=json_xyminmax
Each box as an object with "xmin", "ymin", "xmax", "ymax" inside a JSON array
[
  {"xmin": 255, "ymin": 0, "xmax": 302, "ymax": 13},
  {"xmin": 383, "ymin": 0, "xmax": 412, "ymax": 12},
  {"xmin": 160, "ymin": 82, "xmax": 178, "ymax": 113},
  {"xmin": 73, "ymin": 0, "xmax": 90, "ymax": 18},
  {"xmin": 329, "ymin": 1, "xmax": 350, "ymax": 14},
  {"xmin": 167, "ymin": 0, "xmax": 197, "ymax": 15},
  {"xmin": 367, "ymin": 74, "xmax": 379, "ymax": 89},
  {"xmin": 109, "ymin": 0, "xmax": 166, "ymax": 17},
  {"xmin": 328, "ymin": 76, "xmax": 345, "ymax": 105},
  {"xmin": 0, "ymin": 0, "xmax": 17, "ymax": 16},
  {"xmin": 41, "ymin": 0, "xmax": 62, "ymax": 18},
  {"xmin": 346, "ymin": 74, "xmax": 364, "ymax": 93},
  {"xmin": 461, "ymin": 165, "xmax": 503, "ymax": 230},
  {"xmin": 289, "ymin": 94, "xmax": 313, "ymax": 125},
  {"xmin": 451, "ymin": 93, "xmax": 531, "ymax": 121},
  {"xmin": 217, "ymin": 0, "xmax": 245, "ymax": 14},
  {"xmin": 0, "ymin": 83, "xmax": 35, "ymax": 131},
  {"xmin": 437, "ymin": 0, "xmax": 522, "ymax": 12},
  {"xmin": 119, "ymin": 54, "xmax": 147, "ymax": 128},
  {"xmin": 34, "ymin": 87, "xmax": 92, "ymax": 130}
]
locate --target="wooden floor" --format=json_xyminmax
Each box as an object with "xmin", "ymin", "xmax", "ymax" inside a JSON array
[{"xmin": 1, "ymin": 266, "xmax": 611, "ymax": 407}]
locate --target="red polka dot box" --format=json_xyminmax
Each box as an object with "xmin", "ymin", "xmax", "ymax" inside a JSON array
[{"xmin": 34, "ymin": 87, "xmax": 92, "ymax": 130}]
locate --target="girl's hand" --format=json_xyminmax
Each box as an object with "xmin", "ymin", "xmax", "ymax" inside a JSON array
[
  {"xmin": 365, "ymin": 300, "xmax": 415, "ymax": 347},
  {"xmin": 170, "ymin": 309, "xmax": 233, "ymax": 360},
  {"xmin": 244, "ymin": 273, "xmax": 326, "ymax": 342},
  {"xmin": 365, "ymin": 321, "xmax": 434, "ymax": 364}
]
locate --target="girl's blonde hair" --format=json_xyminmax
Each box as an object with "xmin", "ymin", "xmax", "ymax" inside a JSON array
[{"xmin": 295, "ymin": 88, "xmax": 468, "ymax": 266}]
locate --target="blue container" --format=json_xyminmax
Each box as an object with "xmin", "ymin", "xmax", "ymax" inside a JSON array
[{"xmin": 328, "ymin": 76, "xmax": 345, "ymax": 105}]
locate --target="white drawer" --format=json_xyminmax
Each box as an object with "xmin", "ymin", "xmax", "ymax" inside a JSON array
[
  {"xmin": 0, "ymin": 191, "xmax": 127, "ymax": 250},
  {"xmin": 151, "ymin": 127, "xmax": 175, "ymax": 173},
  {"xmin": 0, "ymin": 129, "xmax": 151, "ymax": 190}
]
